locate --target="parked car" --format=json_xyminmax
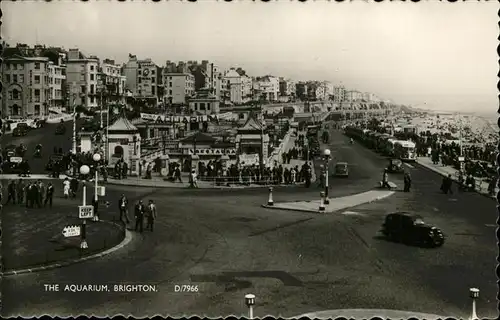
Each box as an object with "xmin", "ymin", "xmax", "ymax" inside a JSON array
[
  {"xmin": 387, "ymin": 158, "xmax": 404, "ymax": 173},
  {"xmin": 334, "ymin": 162, "xmax": 349, "ymax": 177},
  {"xmin": 381, "ymin": 212, "xmax": 445, "ymax": 248}
]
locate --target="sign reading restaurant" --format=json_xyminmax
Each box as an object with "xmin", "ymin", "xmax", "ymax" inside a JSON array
[{"xmin": 140, "ymin": 112, "xmax": 233, "ymax": 123}]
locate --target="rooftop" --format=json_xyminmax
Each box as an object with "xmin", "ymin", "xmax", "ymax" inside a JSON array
[{"xmin": 107, "ymin": 117, "xmax": 139, "ymax": 132}]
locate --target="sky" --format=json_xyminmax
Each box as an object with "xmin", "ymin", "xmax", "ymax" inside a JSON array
[{"xmin": 3, "ymin": 1, "xmax": 499, "ymax": 114}]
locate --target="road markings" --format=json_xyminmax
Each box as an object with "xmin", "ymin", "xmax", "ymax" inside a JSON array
[
  {"xmin": 342, "ymin": 211, "xmax": 365, "ymax": 216},
  {"xmin": 404, "ymin": 163, "xmax": 415, "ymax": 169}
]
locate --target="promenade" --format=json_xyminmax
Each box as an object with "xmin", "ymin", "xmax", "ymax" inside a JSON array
[{"xmin": 415, "ymin": 156, "xmax": 496, "ymax": 198}]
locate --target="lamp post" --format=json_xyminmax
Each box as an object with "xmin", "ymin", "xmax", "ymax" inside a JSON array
[
  {"xmin": 92, "ymin": 152, "xmax": 101, "ymax": 222},
  {"xmin": 244, "ymin": 294, "xmax": 256, "ymax": 319},
  {"xmin": 323, "ymin": 149, "xmax": 331, "ymax": 204},
  {"xmin": 72, "ymin": 93, "xmax": 78, "ymax": 154},
  {"xmin": 469, "ymin": 288, "xmax": 479, "ymax": 320},
  {"xmin": 79, "ymin": 164, "xmax": 90, "ymax": 249}
]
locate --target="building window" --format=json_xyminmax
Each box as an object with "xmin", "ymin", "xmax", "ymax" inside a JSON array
[
  {"xmin": 152, "ymin": 78, "xmax": 155, "ymax": 84},
  {"xmin": 35, "ymin": 62, "xmax": 40, "ymax": 70},
  {"xmin": 90, "ymin": 84, "xmax": 94, "ymax": 94},
  {"xmin": 80, "ymin": 74, "xmax": 85, "ymax": 81},
  {"xmin": 90, "ymin": 74, "xmax": 94, "ymax": 81},
  {"xmin": 5, "ymin": 74, "xmax": 10, "ymax": 82},
  {"xmin": 200, "ymin": 103, "xmax": 206, "ymax": 111},
  {"xmin": 90, "ymin": 96, "xmax": 95, "ymax": 104},
  {"xmin": 12, "ymin": 89, "xmax": 19, "ymax": 100},
  {"xmin": 34, "ymin": 75, "xmax": 41, "ymax": 84},
  {"xmin": 152, "ymin": 86, "xmax": 155, "ymax": 95},
  {"xmin": 34, "ymin": 104, "xmax": 40, "ymax": 115},
  {"xmin": 90, "ymin": 65, "xmax": 94, "ymax": 71},
  {"xmin": 34, "ymin": 89, "xmax": 41, "ymax": 102},
  {"xmin": 81, "ymin": 85, "xmax": 86, "ymax": 94},
  {"xmin": 169, "ymin": 90, "xmax": 172, "ymax": 95},
  {"xmin": 169, "ymin": 82, "xmax": 172, "ymax": 87},
  {"xmin": 13, "ymin": 75, "xmax": 18, "ymax": 83}
]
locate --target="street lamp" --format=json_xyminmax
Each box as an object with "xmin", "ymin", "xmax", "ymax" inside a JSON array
[
  {"xmin": 92, "ymin": 152, "xmax": 102, "ymax": 222},
  {"xmin": 244, "ymin": 294, "xmax": 256, "ymax": 319},
  {"xmin": 323, "ymin": 149, "xmax": 331, "ymax": 205},
  {"xmin": 469, "ymin": 288, "xmax": 479, "ymax": 320},
  {"xmin": 79, "ymin": 164, "xmax": 90, "ymax": 249}
]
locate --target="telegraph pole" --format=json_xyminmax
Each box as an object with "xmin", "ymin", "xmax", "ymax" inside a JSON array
[{"xmin": 72, "ymin": 93, "xmax": 77, "ymax": 154}]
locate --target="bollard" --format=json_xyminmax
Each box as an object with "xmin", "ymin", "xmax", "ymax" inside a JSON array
[
  {"xmin": 267, "ymin": 187, "xmax": 274, "ymax": 206},
  {"xmin": 469, "ymin": 288, "xmax": 479, "ymax": 320},
  {"xmin": 319, "ymin": 191, "xmax": 326, "ymax": 212},
  {"xmin": 244, "ymin": 294, "xmax": 255, "ymax": 319}
]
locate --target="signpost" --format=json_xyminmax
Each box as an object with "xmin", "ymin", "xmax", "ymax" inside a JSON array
[
  {"xmin": 62, "ymin": 225, "xmax": 81, "ymax": 237},
  {"xmin": 78, "ymin": 205, "xmax": 94, "ymax": 219}
]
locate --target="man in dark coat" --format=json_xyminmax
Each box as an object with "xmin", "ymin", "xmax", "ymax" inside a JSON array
[
  {"xmin": 145, "ymin": 199, "xmax": 157, "ymax": 232},
  {"xmin": 134, "ymin": 200, "xmax": 145, "ymax": 233},
  {"xmin": 403, "ymin": 171, "xmax": 412, "ymax": 192},
  {"xmin": 16, "ymin": 178, "xmax": 25, "ymax": 204},
  {"xmin": 44, "ymin": 182, "xmax": 54, "ymax": 207},
  {"xmin": 118, "ymin": 194, "xmax": 130, "ymax": 224},
  {"xmin": 440, "ymin": 174, "xmax": 453, "ymax": 194},
  {"xmin": 6, "ymin": 180, "xmax": 16, "ymax": 205}
]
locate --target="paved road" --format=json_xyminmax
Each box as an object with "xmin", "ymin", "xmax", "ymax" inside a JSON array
[
  {"xmin": 0, "ymin": 120, "xmax": 76, "ymax": 174},
  {"xmin": 2, "ymin": 128, "xmax": 497, "ymax": 318}
]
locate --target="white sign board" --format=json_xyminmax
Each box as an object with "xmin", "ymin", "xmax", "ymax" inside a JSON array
[
  {"xmin": 97, "ymin": 186, "xmax": 106, "ymax": 197},
  {"xmin": 458, "ymin": 156, "xmax": 465, "ymax": 162},
  {"xmin": 9, "ymin": 157, "xmax": 22, "ymax": 163},
  {"xmin": 62, "ymin": 225, "xmax": 81, "ymax": 237},
  {"xmin": 78, "ymin": 205, "xmax": 94, "ymax": 219},
  {"xmin": 239, "ymin": 153, "xmax": 259, "ymax": 166}
]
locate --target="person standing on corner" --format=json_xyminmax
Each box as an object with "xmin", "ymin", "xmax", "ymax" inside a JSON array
[
  {"xmin": 134, "ymin": 200, "xmax": 145, "ymax": 233},
  {"xmin": 44, "ymin": 182, "xmax": 54, "ymax": 207},
  {"xmin": 145, "ymin": 199, "xmax": 157, "ymax": 232},
  {"xmin": 403, "ymin": 171, "xmax": 412, "ymax": 192},
  {"xmin": 118, "ymin": 193, "xmax": 130, "ymax": 225}
]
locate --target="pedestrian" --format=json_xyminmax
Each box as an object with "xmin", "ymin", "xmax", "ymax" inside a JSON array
[
  {"xmin": 118, "ymin": 194, "xmax": 130, "ymax": 224},
  {"xmin": 403, "ymin": 171, "xmax": 412, "ymax": 192},
  {"xmin": 145, "ymin": 199, "xmax": 157, "ymax": 232},
  {"xmin": 44, "ymin": 182, "xmax": 54, "ymax": 207},
  {"xmin": 63, "ymin": 177, "xmax": 70, "ymax": 199},
  {"xmin": 16, "ymin": 178, "xmax": 25, "ymax": 204},
  {"xmin": 91, "ymin": 195, "xmax": 99, "ymax": 216},
  {"xmin": 6, "ymin": 180, "xmax": 16, "ymax": 205},
  {"xmin": 134, "ymin": 200, "xmax": 145, "ymax": 233},
  {"xmin": 70, "ymin": 177, "xmax": 78, "ymax": 198},
  {"xmin": 440, "ymin": 174, "xmax": 453, "ymax": 194},
  {"xmin": 25, "ymin": 182, "xmax": 34, "ymax": 208},
  {"xmin": 32, "ymin": 182, "xmax": 41, "ymax": 208},
  {"xmin": 38, "ymin": 180, "xmax": 45, "ymax": 206},
  {"xmin": 189, "ymin": 169, "xmax": 198, "ymax": 188},
  {"xmin": 381, "ymin": 169, "xmax": 391, "ymax": 189},
  {"xmin": 174, "ymin": 165, "xmax": 182, "ymax": 183}
]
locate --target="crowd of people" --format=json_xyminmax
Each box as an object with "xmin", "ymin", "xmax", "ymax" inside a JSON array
[{"xmin": 1, "ymin": 179, "xmax": 55, "ymax": 208}]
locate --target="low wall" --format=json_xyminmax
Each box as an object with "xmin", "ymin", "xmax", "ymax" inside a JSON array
[{"xmin": 46, "ymin": 113, "xmax": 73, "ymax": 124}]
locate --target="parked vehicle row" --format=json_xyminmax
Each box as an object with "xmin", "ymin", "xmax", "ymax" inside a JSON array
[{"xmin": 344, "ymin": 125, "xmax": 417, "ymax": 162}]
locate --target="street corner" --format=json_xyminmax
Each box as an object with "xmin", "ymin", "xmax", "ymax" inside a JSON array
[
  {"xmin": 260, "ymin": 190, "xmax": 396, "ymax": 214},
  {"xmin": 1, "ymin": 204, "xmax": 126, "ymax": 274}
]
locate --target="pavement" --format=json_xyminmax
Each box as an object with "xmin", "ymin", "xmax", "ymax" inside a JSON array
[
  {"xmin": 1, "ymin": 126, "xmax": 497, "ymax": 319},
  {"xmin": 262, "ymin": 190, "xmax": 395, "ymax": 213},
  {"xmin": 415, "ymin": 156, "xmax": 496, "ymax": 198},
  {"xmin": 1, "ymin": 179, "xmax": 125, "ymax": 272}
]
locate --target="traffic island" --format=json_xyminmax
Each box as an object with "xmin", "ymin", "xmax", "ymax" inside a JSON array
[
  {"xmin": 261, "ymin": 190, "xmax": 395, "ymax": 214},
  {"xmin": 1, "ymin": 202, "xmax": 126, "ymax": 273}
]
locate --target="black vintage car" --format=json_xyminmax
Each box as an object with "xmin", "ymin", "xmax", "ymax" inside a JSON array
[
  {"xmin": 387, "ymin": 158, "xmax": 404, "ymax": 173},
  {"xmin": 381, "ymin": 212, "xmax": 445, "ymax": 248},
  {"xmin": 12, "ymin": 125, "xmax": 28, "ymax": 137},
  {"xmin": 55, "ymin": 124, "xmax": 66, "ymax": 135}
]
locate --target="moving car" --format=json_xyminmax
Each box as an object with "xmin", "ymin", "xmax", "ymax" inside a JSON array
[
  {"xmin": 334, "ymin": 162, "xmax": 349, "ymax": 177},
  {"xmin": 387, "ymin": 158, "xmax": 404, "ymax": 173},
  {"xmin": 381, "ymin": 212, "xmax": 445, "ymax": 248}
]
